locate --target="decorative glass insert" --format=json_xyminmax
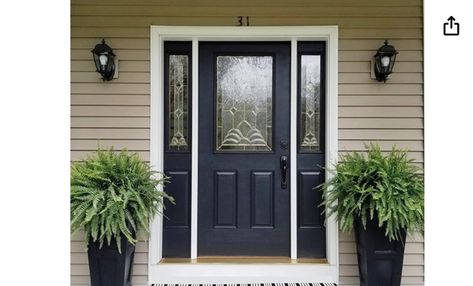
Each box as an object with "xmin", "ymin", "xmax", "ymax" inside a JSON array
[
  {"xmin": 168, "ymin": 55, "xmax": 189, "ymax": 151},
  {"xmin": 216, "ymin": 56, "xmax": 273, "ymax": 152},
  {"xmin": 300, "ymin": 55, "xmax": 321, "ymax": 152}
]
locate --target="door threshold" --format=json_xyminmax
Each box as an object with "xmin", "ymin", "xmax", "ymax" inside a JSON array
[{"xmin": 160, "ymin": 256, "xmax": 328, "ymax": 264}]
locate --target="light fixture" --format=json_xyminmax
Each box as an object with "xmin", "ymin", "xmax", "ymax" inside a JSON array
[
  {"xmin": 91, "ymin": 39, "xmax": 115, "ymax": 81},
  {"xmin": 373, "ymin": 40, "xmax": 398, "ymax": 83}
]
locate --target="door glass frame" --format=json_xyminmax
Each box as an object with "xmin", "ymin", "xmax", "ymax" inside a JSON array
[{"xmin": 150, "ymin": 26, "xmax": 339, "ymax": 284}]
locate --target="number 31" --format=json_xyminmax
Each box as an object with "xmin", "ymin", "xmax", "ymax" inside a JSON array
[{"xmin": 237, "ymin": 16, "xmax": 250, "ymax": 26}]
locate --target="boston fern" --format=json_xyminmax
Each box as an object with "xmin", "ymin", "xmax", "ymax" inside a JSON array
[
  {"xmin": 320, "ymin": 144, "xmax": 424, "ymax": 241},
  {"xmin": 71, "ymin": 148, "xmax": 174, "ymax": 252}
]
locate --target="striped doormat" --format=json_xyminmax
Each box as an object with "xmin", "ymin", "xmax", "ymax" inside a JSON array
[{"xmin": 153, "ymin": 283, "xmax": 337, "ymax": 286}]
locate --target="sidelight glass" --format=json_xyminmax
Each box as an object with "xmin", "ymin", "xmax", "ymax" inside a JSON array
[
  {"xmin": 168, "ymin": 55, "xmax": 189, "ymax": 151},
  {"xmin": 300, "ymin": 55, "xmax": 321, "ymax": 152},
  {"xmin": 216, "ymin": 56, "xmax": 273, "ymax": 152}
]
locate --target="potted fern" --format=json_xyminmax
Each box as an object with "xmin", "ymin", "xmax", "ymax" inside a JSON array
[
  {"xmin": 71, "ymin": 148, "xmax": 174, "ymax": 286},
  {"xmin": 319, "ymin": 144, "xmax": 423, "ymax": 286}
]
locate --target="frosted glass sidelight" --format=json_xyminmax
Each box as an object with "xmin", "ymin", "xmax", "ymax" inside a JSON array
[
  {"xmin": 300, "ymin": 55, "xmax": 321, "ymax": 152},
  {"xmin": 169, "ymin": 55, "xmax": 189, "ymax": 151},
  {"xmin": 216, "ymin": 56, "xmax": 273, "ymax": 152}
]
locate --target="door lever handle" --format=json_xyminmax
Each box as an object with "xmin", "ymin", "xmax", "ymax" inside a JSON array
[{"xmin": 280, "ymin": 156, "xmax": 288, "ymax": 189}]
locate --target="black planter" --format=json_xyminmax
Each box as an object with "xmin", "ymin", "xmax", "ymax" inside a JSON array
[
  {"xmin": 87, "ymin": 235, "xmax": 136, "ymax": 286},
  {"xmin": 354, "ymin": 218, "xmax": 406, "ymax": 286}
]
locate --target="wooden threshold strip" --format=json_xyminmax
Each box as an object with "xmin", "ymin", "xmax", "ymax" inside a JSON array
[{"xmin": 160, "ymin": 256, "xmax": 328, "ymax": 264}]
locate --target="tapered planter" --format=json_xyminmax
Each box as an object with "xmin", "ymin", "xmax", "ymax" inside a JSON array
[
  {"xmin": 87, "ymin": 235, "xmax": 136, "ymax": 286},
  {"xmin": 354, "ymin": 218, "xmax": 406, "ymax": 286}
]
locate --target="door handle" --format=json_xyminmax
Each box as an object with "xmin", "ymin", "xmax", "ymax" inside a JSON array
[{"xmin": 280, "ymin": 156, "xmax": 288, "ymax": 189}]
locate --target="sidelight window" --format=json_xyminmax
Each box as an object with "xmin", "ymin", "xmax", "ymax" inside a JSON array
[
  {"xmin": 299, "ymin": 55, "xmax": 321, "ymax": 152},
  {"xmin": 168, "ymin": 54, "xmax": 189, "ymax": 151}
]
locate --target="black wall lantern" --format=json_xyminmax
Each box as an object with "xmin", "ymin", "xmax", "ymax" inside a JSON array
[
  {"xmin": 91, "ymin": 39, "xmax": 115, "ymax": 81},
  {"xmin": 373, "ymin": 40, "xmax": 398, "ymax": 82}
]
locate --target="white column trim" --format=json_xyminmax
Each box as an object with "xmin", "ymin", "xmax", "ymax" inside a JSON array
[
  {"xmin": 325, "ymin": 26, "xmax": 339, "ymax": 276},
  {"xmin": 290, "ymin": 39, "xmax": 298, "ymax": 260},
  {"xmin": 149, "ymin": 27, "xmax": 163, "ymax": 264},
  {"xmin": 149, "ymin": 26, "xmax": 339, "ymax": 284},
  {"xmin": 190, "ymin": 39, "xmax": 199, "ymax": 259}
]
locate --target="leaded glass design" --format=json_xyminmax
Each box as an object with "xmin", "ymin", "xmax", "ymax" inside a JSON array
[
  {"xmin": 216, "ymin": 56, "xmax": 273, "ymax": 152},
  {"xmin": 300, "ymin": 55, "xmax": 321, "ymax": 152},
  {"xmin": 168, "ymin": 55, "xmax": 189, "ymax": 151}
]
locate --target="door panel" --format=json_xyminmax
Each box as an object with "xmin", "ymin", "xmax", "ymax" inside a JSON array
[
  {"xmin": 251, "ymin": 171, "xmax": 274, "ymax": 228},
  {"xmin": 198, "ymin": 42, "xmax": 291, "ymax": 256},
  {"xmin": 214, "ymin": 171, "xmax": 238, "ymax": 228}
]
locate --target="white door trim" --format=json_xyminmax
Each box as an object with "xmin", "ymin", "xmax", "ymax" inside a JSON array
[
  {"xmin": 150, "ymin": 26, "xmax": 339, "ymax": 284},
  {"xmin": 290, "ymin": 39, "xmax": 298, "ymax": 260}
]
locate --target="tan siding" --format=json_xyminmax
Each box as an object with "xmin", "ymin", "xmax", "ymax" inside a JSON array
[
  {"xmin": 72, "ymin": 16, "xmax": 423, "ymax": 28},
  {"xmin": 71, "ymin": 151, "xmax": 150, "ymax": 161},
  {"xmin": 71, "ymin": 128, "xmax": 150, "ymax": 139},
  {"xmin": 71, "ymin": 106, "xmax": 150, "ymax": 117},
  {"xmin": 71, "ymin": 83, "xmax": 151, "ymax": 94},
  {"xmin": 339, "ymin": 141, "xmax": 423, "ymax": 152},
  {"xmin": 71, "ymin": 0, "xmax": 424, "ymax": 285},
  {"xmin": 72, "ymin": 94, "xmax": 150, "ymax": 106},
  {"xmin": 71, "ymin": 117, "xmax": 150, "ymax": 128},
  {"xmin": 339, "ymin": 84, "xmax": 423, "ymax": 95},
  {"xmin": 339, "ymin": 95, "xmax": 423, "ymax": 106},
  {"xmin": 339, "ymin": 129, "xmax": 423, "ymax": 140},
  {"xmin": 339, "ymin": 118, "xmax": 423, "ymax": 129},
  {"xmin": 71, "ymin": 139, "xmax": 150, "ymax": 150},
  {"xmin": 339, "ymin": 106, "xmax": 423, "ymax": 117},
  {"xmin": 71, "ymin": 6, "xmax": 422, "ymax": 17},
  {"xmin": 71, "ymin": 0, "xmax": 422, "ymax": 6}
]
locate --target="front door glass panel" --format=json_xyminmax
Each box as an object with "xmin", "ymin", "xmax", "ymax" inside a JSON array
[{"xmin": 216, "ymin": 56, "xmax": 273, "ymax": 152}]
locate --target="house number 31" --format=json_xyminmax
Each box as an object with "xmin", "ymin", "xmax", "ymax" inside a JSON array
[{"xmin": 237, "ymin": 16, "xmax": 250, "ymax": 26}]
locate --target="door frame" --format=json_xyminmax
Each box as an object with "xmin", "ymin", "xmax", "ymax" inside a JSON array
[{"xmin": 149, "ymin": 26, "xmax": 339, "ymax": 284}]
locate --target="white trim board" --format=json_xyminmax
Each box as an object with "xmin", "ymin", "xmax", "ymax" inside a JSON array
[
  {"xmin": 149, "ymin": 26, "xmax": 339, "ymax": 284},
  {"xmin": 150, "ymin": 264, "xmax": 337, "ymax": 284},
  {"xmin": 290, "ymin": 39, "xmax": 298, "ymax": 260}
]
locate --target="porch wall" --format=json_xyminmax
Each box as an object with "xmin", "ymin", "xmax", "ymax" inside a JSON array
[{"xmin": 71, "ymin": 0, "xmax": 424, "ymax": 285}]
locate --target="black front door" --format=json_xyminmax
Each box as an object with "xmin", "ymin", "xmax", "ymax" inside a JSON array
[{"xmin": 198, "ymin": 42, "xmax": 291, "ymax": 256}]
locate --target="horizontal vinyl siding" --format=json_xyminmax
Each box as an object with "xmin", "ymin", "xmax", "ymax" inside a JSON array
[{"xmin": 71, "ymin": 0, "xmax": 424, "ymax": 285}]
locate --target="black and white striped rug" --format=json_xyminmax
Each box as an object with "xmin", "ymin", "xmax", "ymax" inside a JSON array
[{"xmin": 153, "ymin": 283, "xmax": 337, "ymax": 286}]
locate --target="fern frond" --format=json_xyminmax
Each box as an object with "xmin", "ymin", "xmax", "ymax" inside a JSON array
[
  {"xmin": 318, "ymin": 143, "xmax": 424, "ymax": 241},
  {"xmin": 71, "ymin": 148, "xmax": 173, "ymax": 252}
]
